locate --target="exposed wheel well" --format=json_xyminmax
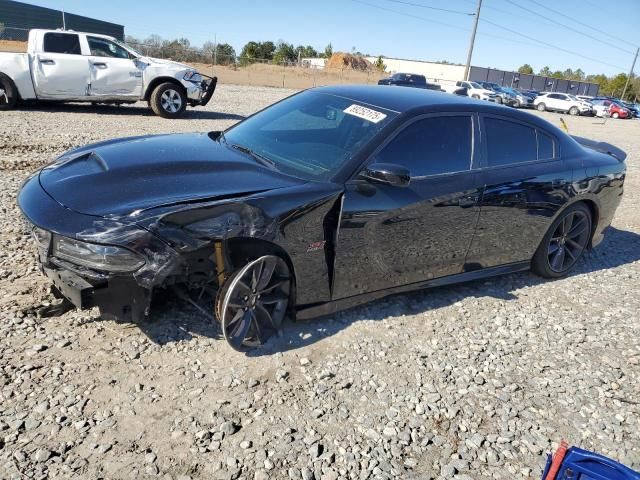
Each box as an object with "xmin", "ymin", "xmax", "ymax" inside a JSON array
[
  {"xmin": 224, "ymin": 238, "xmax": 297, "ymax": 300},
  {"xmin": 0, "ymin": 72, "xmax": 20, "ymax": 101},
  {"xmin": 144, "ymin": 77, "xmax": 186, "ymax": 101}
]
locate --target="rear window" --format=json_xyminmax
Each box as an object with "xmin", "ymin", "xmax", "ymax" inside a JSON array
[
  {"xmin": 537, "ymin": 131, "xmax": 555, "ymax": 159},
  {"xmin": 485, "ymin": 118, "xmax": 537, "ymax": 166},
  {"xmin": 43, "ymin": 32, "xmax": 81, "ymax": 55}
]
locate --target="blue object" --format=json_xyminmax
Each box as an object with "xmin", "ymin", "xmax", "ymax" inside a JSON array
[{"xmin": 542, "ymin": 447, "xmax": 640, "ymax": 480}]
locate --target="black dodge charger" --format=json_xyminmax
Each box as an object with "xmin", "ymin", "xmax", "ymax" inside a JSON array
[{"xmin": 18, "ymin": 85, "xmax": 626, "ymax": 350}]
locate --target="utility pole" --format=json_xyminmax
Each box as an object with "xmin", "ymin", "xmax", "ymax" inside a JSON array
[
  {"xmin": 61, "ymin": 10, "xmax": 66, "ymax": 30},
  {"xmin": 621, "ymin": 47, "xmax": 638, "ymax": 100},
  {"xmin": 213, "ymin": 33, "xmax": 217, "ymax": 66},
  {"xmin": 464, "ymin": 0, "xmax": 482, "ymax": 81}
]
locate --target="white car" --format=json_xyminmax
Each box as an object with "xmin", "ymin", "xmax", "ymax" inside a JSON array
[
  {"xmin": 455, "ymin": 81, "xmax": 497, "ymax": 101},
  {"xmin": 0, "ymin": 29, "xmax": 217, "ymax": 117},
  {"xmin": 533, "ymin": 92, "xmax": 593, "ymax": 116}
]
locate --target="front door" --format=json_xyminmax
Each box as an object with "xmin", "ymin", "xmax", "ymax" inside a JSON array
[
  {"xmin": 333, "ymin": 113, "xmax": 483, "ymax": 299},
  {"xmin": 86, "ymin": 36, "xmax": 143, "ymax": 98},
  {"xmin": 33, "ymin": 32, "xmax": 90, "ymax": 98}
]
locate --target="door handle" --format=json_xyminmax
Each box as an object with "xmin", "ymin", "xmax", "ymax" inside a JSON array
[
  {"xmin": 92, "ymin": 62, "xmax": 108, "ymax": 68},
  {"xmin": 39, "ymin": 59, "xmax": 55, "ymax": 65}
]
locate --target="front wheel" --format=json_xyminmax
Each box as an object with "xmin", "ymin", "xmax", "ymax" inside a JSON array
[
  {"xmin": 150, "ymin": 82, "xmax": 187, "ymax": 118},
  {"xmin": 569, "ymin": 106, "xmax": 579, "ymax": 116},
  {"xmin": 217, "ymin": 255, "xmax": 291, "ymax": 351},
  {"xmin": 536, "ymin": 103, "xmax": 546, "ymax": 111},
  {"xmin": 531, "ymin": 203, "xmax": 592, "ymax": 278},
  {"xmin": 612, "ymin": 112, "xmax": 620, "ymax": 119},
  {"xmin": 495, "ymin": 96, "xmax": 503, "ymax": 105},
  {"xmin": 0, "ymin": 74, "xmax": 18, "ymax": 110}
]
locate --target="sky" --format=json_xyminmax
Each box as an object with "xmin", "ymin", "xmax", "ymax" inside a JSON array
[{"xmin": 23, "ymin": 0, "xmax": 640, "ymax": 77}]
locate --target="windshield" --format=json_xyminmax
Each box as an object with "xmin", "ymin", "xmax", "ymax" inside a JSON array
[
  {"xmin": 223, "ymin": 91, "xmax": 398, "ymax": 181},
  {"xmin": 469, "ymin": 82, "xmax": 482, "ymax": 89}
]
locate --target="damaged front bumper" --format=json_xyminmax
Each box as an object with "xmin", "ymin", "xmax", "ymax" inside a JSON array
[
  {"xmin": 184, "ymin": 74, "xmax": 218, "ymax": 107},
  {"xmin": 18, "ymin": 174, "xmax": 182, "ymax": 322}
]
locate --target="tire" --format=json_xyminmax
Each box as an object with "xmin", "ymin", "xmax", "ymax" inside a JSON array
[
  {"xmin": 149, "ymin": 82, "xmax": 187, "ymax": 118},
  {"xmin": 0, "ymin": 74, "xmax": 18, "ymax": 110},
  {"xmin": 536, "ymin": 103, "xmax": 546, "ymax": 112},
  {"xmin": 495, "ymin": 96, "xmax": 503, "ymax": 105},
  {"xmin": 513, "ymin": 99, "xmax": 521, "ymax": 108},
  {"xmin": 216, "ymin": 255, "xmax": 291, "ymax": 351},
  {"xmin": 612, "ymin": 112, "xmax": 619, "ymax": 119},
  {"xmin": 569, "ymin": 106, "xmax": 579, "ymax": 116},
  {"xmin": 531, "ymin": 203, "xmax": 592, "ymax": 278},
  {"xmin": 471, "ymin": 94, "xmax": 480, "ymax": 99}
]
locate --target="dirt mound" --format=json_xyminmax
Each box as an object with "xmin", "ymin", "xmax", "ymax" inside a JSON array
[
  {"xmin": 0, "ymin": 40, "xmax": 27, "ymax": 53},
  {"xmin": 326, "ymin": 52, "xmax": 373, "ymax": 71}
]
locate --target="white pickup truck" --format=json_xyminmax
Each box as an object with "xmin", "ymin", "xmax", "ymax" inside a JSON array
[{"xmin": 0, "ymin": 29, "xmax": 217, "ymax": 118}]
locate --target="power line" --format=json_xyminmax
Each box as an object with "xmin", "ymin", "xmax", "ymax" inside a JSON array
[
  {"xmin": 525, "ymin": 0, "xmax": 639, "ymax": 50},
  {"xmin": 480, "ymin": 18, "xmax": 628, "ymax": 71},
  {"xmin": 380, "ymin": 0, "xmax": 473, "ymax": 16},
  {"xmin": 349, "ymin": 0, "xmax": 470, "ymax": 32},
  {"xmin": 503, "ymin": 0, "xmax": 635, "ymax": 55}
]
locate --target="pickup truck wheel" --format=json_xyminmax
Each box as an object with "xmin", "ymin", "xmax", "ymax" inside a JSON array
[
  {"xmin": 0, "ymin": 74, "xmax": 18, "ymax": 110},
  {"xmin": 569, "ymin": 106, "xmax": 579, "ymax": 116},
  {"xmin": 537, "ymin": 102, "xmax": 546, "ymax": 111},
  {"xmin": 150, "ymin": 82, "xmax": 186, "ymax": 118}
]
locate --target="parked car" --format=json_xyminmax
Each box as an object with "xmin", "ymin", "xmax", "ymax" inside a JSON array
[
  {"xmin": 18, "ymin": 85, "xmax": 626, "ymax": 350},
  {"xmin": 520, "ymin": 89, "xmax": 541, "ymax": 99},
  {"xmin": 576, "ymin": 95, "xmax": 594, "ymax": 102},
  {"xmin": 534, "ymin": 93, "xmax": 593, "ymax": 115},
  {"xmin": 500, "ymin": 86, "xmax": 534, "ymax": 108},
  {"xmin": 620, "ymin": 101, "xmax": 639, "ymax": 118},
  {"xmin": 0, "ymin": 29, "xmax": 217, "ymax": 117},
  {"xmin": 378, "ymin": 73, "xmax": 442, "ymax": 90},
  {"xmin": 455, "ymin": 80, "xmax": 497, "ymax": 101},
  {"xmin": 476, "ymin": 81, "xmax": 517, "ymax": 106},
  {"xmin": 590, "ymin": 98, "xmax": 631, "ymax": 119}
]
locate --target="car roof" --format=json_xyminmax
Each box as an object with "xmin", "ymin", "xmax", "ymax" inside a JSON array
[
  {"xmin": 310, "ymin": 84, "xmax": 571, "ymax": 138},
  {"xmin": 31, "ymin": 28, "xmax": 116, "ymax": 41}
]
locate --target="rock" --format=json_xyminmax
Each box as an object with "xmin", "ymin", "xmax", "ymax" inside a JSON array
[
  {"xmin": 240, "ymin": 440, "xmax": 252, "ymax": 449},
  {"xmin": 145, "ymin": 452, "xmax": 157, "ymax": 463},
  {"xmin": 34, "ymin": 448, "xmax": 51, "ymax": 463}
]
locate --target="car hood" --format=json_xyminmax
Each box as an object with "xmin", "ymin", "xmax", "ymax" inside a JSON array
[
  {"xmin": 139, "ymin": 56, "xmax": 192, "ymax": 72},
  {"xmin": 39, "ymin": 133, "xmax": 305, "ymax": 217}
]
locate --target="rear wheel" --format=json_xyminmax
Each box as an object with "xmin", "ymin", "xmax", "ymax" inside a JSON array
[
  {"xmin": 150, "ymin": 82, "xmax": 187, "ymax": 118},
  {"xmin": 537, "ymin": 102, "xmax": 546, "ymax": 112},
  {"xmin": 217, "ymin": 255, "xmax": 291, "ymax": 351},
  {"xmin": 495, "ymin": 96, "xmax": 503, "ymax": 105},
  {"xmin": 569, "ymin": 106, "xmax": 579, "ymax": 116},
  {"xmin": 0, "ymin": 74, "xmax": 18, "ymax": 110},
  {"xmin": 531, "ymin": 203, "xmax": 592, "ymax": 278}
]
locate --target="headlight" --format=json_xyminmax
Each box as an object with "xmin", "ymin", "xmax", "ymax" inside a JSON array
[
  {"xmin": 32, "ymin": 227, "xmax": 52, "ymax": 250},
  {"xmin": 53, "ymin": 236, "xmax": 145, "ymax": 273},
  {"xmin": 183, "ymin": 70, "xmax": 202, "ymax": 82}
]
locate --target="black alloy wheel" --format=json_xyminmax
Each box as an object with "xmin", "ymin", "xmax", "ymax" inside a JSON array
[
  {"xmin": 218, "ymin": 255, "xmax": 291, "ymax": 351},
  {"xmin": 532, "ymin": 203, "xmax": 592, "ymax": 278}
]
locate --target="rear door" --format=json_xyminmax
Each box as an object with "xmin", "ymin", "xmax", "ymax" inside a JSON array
[
  {"xmin": 333, "ymin": 113, "xmax": 484, "ymax": 299},
  {"xmin": 86, "ymin": 36, "xmax": 142, "ymax": 98},
  {"xmin": 32, "ymin": 32, "xmax": 90, "ymax": 98},
  {"xmin": 466, "ymin": 114, "xmax": 571, "ymax": 268}
]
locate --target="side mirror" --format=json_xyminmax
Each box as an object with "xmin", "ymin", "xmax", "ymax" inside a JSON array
[{"xmin": 359, "ymin": 163, "xmax": 410, "ymax": 187}]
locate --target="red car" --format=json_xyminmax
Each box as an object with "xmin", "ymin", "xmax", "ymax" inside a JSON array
[{"xmin": 592, "ymin": 99, "xmax": 631, "ymax": 119}]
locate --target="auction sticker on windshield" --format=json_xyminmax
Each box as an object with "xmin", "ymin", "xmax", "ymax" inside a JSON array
[{"xmin": 343, "ymin": 104, "xmax": 387, "ymax": 123}]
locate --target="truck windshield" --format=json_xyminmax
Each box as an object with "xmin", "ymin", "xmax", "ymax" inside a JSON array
[
  {"xmin": 222, "ymin": 91, "xmax": 397, "ymax": 181},
  {"xmin": 114, "ymin": 39, "xmax": 142, "ymax": 58}
]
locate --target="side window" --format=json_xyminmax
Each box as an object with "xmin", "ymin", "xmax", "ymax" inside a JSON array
[
  {"xmin": 376, "ymin": 116, "xmax": 472, "ymax": 177},
  {"xmin": 43, "ymin": 33, "xmax": 81, "ymax": 55},
  {"xmin": 485, "ymin": 117, "xmax": 537, "ymax": 166},
  {"xmin": 87, "ymin": 36, "xmax": 131, "ymax": 59},
  {"xmin": 537, "ymin": 131, "xmax": 555, "ymax": 159}
]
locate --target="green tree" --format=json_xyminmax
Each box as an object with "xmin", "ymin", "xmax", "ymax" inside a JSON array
[
  {"xmin": 373, "ymin": 56, "xmax": 386, "ymax": 72},
  {"xmin": 517, "ymin": 64, "xmax": 533, "ymax": 74},
  {"xmin": 550, "ymin": 71, "xmax": 564, "ymax": 79},
  {"xmin": 239, "ymin": 41, "xmax": 276, "ymax": 65},
  {"xmin": 539, "ymin": 66, "xmax": 552, "ymax": 76},
  {"xmin": 295, "ymin": 45, "xmax": 318, "ymax": 58},
  {"xmin": 607, "ymin": 73, "xmax": 633, "ymax": 98},
  {"xmin": 324, "ymin": 42, "xmax": 333, "ymax": 59},
  {"xmin": 273, "ymin": 41, "xmax": 296, "ymax": 64}
]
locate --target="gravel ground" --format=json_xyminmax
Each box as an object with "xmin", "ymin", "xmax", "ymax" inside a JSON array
[{"xmin": 0, "ymin": 85, "xmax": 638, "ymax": 480}]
